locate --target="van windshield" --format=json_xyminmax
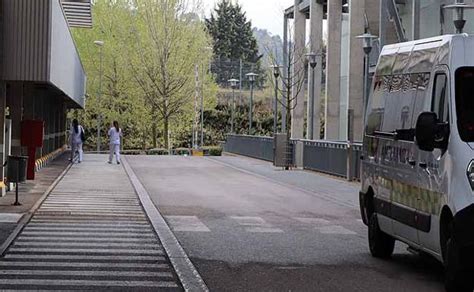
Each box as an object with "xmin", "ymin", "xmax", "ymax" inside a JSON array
[{"xmin": 455, "ymin": 67, "xmax": 474, "ymax": 142}]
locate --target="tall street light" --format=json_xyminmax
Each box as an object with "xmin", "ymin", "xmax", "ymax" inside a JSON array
[
  {"xmin": 271, "ymin": 65, "xmax": 281, "ymax": 135},
  {"xmin": 94, "ymin": 40, "xmax": 104, "ymax": 153},
  {"xmin": 305, "ymin": 52, "xmax": 317, "ymax": 140},
  {"xmin": 246, "ymin": 72, "xmax": 258, "ymax": 135},
  {"xmin": 356, "ymin": 33, "xmax": 377, "ymax": 124},
  {"xmin": 228, "ymin": 78, "xmax": 239, "ymax": 134},
  {"xmin": 200, "ymin": 46, "xmax": 213, "ymax": 148},
  {"xmin": 444, "ymin": 1, "xmax": 474, "ymax": 33}
]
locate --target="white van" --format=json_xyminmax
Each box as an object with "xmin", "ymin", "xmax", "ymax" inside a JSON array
[{"xmin": 359, "ymin": 34, "xmax": 474, "ymax": 292}]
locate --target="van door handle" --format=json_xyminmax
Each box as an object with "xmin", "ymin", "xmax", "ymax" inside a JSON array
[
  {"xmin": 419, "ymin": 162, "xmax": 427, "ymax": 169},
  {"xmin": 408, "ymin": 160, "xmax": 416, "ymax": 166}
]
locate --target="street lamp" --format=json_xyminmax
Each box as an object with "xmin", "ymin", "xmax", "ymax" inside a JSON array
[
  {"xmin": 271, "ymin": 65, "xmax": 281, "ymax": 135},
  {"xmin": 444, "ymin": 0, "xmax": 474, "ymax": 33},
  {"xmin": 246, "ymin": 72, "xmax": 258, "ymax": 135},
  {"xmin": 199, "ymin": 46, "xmax": 213, "ymax": 147},
  {"xmin": 94, "ymin": 40, "xmax": 104, "ymax": 153},
  {"xmin": 305, "ymin": 52, "xmax": 318, "ymax": 140},
  {"xmin": 228, "ymin": 78, "xmax": 239, "ymax": 134},
  {"xmin": 356, "ymin": 33, "xmax": 377, "ymax": 124}
]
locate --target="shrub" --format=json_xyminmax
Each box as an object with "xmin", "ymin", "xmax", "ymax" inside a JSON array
[
  {"xmin": 202, "ymin": 146, "xmax": 222, "ymax": 156},
  {"xmin": 146, "ymin": 148, "xmax": 169, "ymax": 155},
  {"xmin": 123, "ymin": 149, "xmax": 145, "ymax": 155},
  {"xmin": 174, "ymin": 147, "xmax": 191, "ymax": 156}
]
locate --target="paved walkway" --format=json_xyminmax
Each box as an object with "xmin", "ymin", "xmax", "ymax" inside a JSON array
[
  {"xmin": 0, "ymin": 152, "xmax": 70, "ymax": 248},
  {"xmin": 0, "ymin": 155, "xmax": 182, "ymax": 291}
]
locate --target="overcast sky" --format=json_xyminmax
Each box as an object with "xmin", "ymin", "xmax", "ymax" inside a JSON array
[{"xmin": 200, "ymin": 0, "xmax": 294, "ymax": 38}]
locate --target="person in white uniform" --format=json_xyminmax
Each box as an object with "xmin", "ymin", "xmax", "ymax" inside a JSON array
[
  {"xmin": 108, "ymin": 121, "xmax": 122, "ymax": 164},
  {"xmin": 70, "ymin": 119, "xmax": 84, "ymax": 163}
]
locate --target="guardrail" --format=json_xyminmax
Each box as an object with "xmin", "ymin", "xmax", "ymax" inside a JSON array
[
  {"xmin": 224, "ymin": 134, "xmax": 274, "ymax": 162},
  {"xmin": 224, "ymin": 134, "xmax": 363, "ymax": 180},
  {"xmin": 301, "ymin": 140, "xmax": 362, "ymax": 180}
]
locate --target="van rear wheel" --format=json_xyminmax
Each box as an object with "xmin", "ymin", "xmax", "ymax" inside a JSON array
[{"xmin": 368, "ymin": 213, "xmax": 395, "ymax": 258}]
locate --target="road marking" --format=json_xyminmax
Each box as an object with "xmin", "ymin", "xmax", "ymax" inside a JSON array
[
  {"xmin": 21, "ymin": 231, "xmax": 156, "ymax": 237},
  {"xmin": 15, "ymin": 236, "xmax": 157, "ymax": 243},
  {"xmin": 165, "ymin": 215, "xmax": 211, "ymax": 232},
  {"xmin": 0, "ymin": 279, "xmax": 178, "ymax": 288},
  {"xmin": 23, "ymin": 227, "xmax": 153, "ymax": 233},
  {"xmin": 8, "ymin": 247, "xmax": 164, "ymax": 254},
  {"xmin": 0, "ymin": 261, "xmax": 169, "ymax": 268},
  {"xmin": 27, "ymin": 223, "xmax": 150, "ymax": 228},
  {"xmin": 294, "ymin": 217, "xmax": 330, "ymax": 225},
  {"xmin": 0, "ymin": 270, "xmax": 174, "ymax": 277},
  {"xmin": 4, "ymin": 254, "xmax": 166, "ymax": 261},
  {"xmin": 13, "ymin": 242, "xmax": 160, "ymax": 248},
  {"xmin": 319, "ymin": 225, "xmax": 357, "ymax": 235},
  {"xmin": 0, "ymin": 213, "xmax": 23, "ymax": 223},
  {"xmin": 231, "ymin": 216, "xmax": 283, "ymax": 233},
  {"xmin": 294, "ymin": 217, "xmax": 357, "ymax": 235}
]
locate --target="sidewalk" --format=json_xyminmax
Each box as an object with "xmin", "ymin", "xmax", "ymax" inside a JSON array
[
  {"xmin": 0, "ymin": 154, "xmax": 185, "ymax": 290},
  {"xmin": 0, "ymin": 152, "xmax": 70, "ymax": 248}
]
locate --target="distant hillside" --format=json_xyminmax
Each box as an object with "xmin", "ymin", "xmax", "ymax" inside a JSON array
[{"xmin": 253, "ymin": 28, "xmax": 283, "ymax": 69}]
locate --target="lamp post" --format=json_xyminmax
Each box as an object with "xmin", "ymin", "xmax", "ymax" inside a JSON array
[
  {"xmin": 356, "ymin": 33, "xmax": 377, "ymax": 124},
  {"xmin": 444, "ymin": 0, "xmax": 474, "ymax": 34},
  {"xmin": 305, "ymin": 52, "xmax": 318, "ymax": 140},
  {"xmin": 271, "ymin": 65, "xmax": 281, "ymax": 135},
  {"xmin": 228, "ymin": 79, "xmax": 239, "ymax": 133},
  {"xmin": 94, "ymin": 40, "xmax": 104, "ymax": 153},
  {"xmin": 246, "ymin": 72, "xmax": 258, "ymax": 135},
  {"xmin": 200, "ymin": 46, "xmax": 213, "ymax": 148}
]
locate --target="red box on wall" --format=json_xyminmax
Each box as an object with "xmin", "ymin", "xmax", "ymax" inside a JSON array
[{"xmin": 21, "ymin": 120, "xmax": 44, "ymax": 147}]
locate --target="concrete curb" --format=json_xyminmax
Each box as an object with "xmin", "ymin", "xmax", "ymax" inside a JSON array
[
  {"xmin": 0, "ymin": 161, "xmax": 73, "ymax": 256},
  {"xmin": 121, "ymin": 156, "xmax": 209, "ymax": 292}
]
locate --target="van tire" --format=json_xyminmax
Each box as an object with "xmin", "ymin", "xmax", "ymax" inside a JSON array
[
  {"xmin": 445, "ymin": 238, "xmax": 472, "ymax": 292},
  {"xmin": 368, "ymin": 213, "xmax": 395, "ymax": 258}
]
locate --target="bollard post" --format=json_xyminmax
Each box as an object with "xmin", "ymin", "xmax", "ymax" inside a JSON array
[
  {"xmin": 13, "ymin": 159, "xmax": 21, "ymax": 206},
  {"xmin": 346, "ymin": 109, "xmax": 354, "ymax": 181}
]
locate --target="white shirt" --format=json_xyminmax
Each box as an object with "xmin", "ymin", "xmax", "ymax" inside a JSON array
[
  {"xmin": 108, "ymin": 127, "xmax": 122, "ymax": 145},
  {"xmin": 70, "ymin": 125, "xmax": 84, "ymax": 145}
]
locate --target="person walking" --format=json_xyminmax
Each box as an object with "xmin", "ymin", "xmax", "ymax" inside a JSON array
[
  {"xmin": 70, "ymin": 119, "xmax": 85, "ymax": 163},
  {"xmin": 108, "ymin": 121, "xmax": 122, "ymax": 164}
]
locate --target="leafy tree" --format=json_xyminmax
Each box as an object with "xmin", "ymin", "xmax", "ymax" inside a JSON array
[
  {"xmin": 206, "ymin": 0, "xmax": 264, "ymax": 87},
  {"xmin": 127, "ymin": 0, "xmax": 213, "ymax": 149},
  {"xmin": 72, "ymin": 0, "xmax": 216, "ymax": 150}
]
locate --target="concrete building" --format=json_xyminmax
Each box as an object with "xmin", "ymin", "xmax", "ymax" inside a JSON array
[
  {"xmin": 283, "ymin": 0, "xmax": 473, "ymax": 142},
  {"xmin": 0, "ymin": 0, "xmax": 89, "ymax": 194}
]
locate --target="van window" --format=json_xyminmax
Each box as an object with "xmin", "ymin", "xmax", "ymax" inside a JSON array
[
  {"xmin": 431, "ymin": 73, "xmax": 449, "ymax": 123},
  {"xmin": 366, "ymin": 76, "xmax": 388, "ymax": 135},
  {"xmin": 455, "ymin": 67, "xmax": 474, "ymax": 142}
]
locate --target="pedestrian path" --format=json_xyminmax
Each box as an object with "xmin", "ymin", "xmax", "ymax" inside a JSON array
[{"xmin": 0, "ymin": 155, "xmax": 182, "ymax": 291}]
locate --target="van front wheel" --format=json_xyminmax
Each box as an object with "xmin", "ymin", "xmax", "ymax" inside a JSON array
[{"xmin": 368, "ymin": 213, "xmax": 395, "ymax": 258}]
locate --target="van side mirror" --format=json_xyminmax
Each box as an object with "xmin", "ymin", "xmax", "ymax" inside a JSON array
[{"xmin": 415, "ymin": 112, "xmax": 437, "ymax": 152}]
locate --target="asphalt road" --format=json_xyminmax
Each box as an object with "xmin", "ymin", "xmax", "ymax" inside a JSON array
[{"xmin": 127, "ymin": 155, "xmax": 445, "ymax": 292}]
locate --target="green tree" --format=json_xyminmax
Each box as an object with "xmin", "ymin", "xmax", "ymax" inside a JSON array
[
  {"xmin": 206, "ymin": 0, "xmax": 263, "ymax": 87},
  {"xmin": 128, "ymin": 0, "xmax": 214, "ymax": 149},
  {"xmin": 71, "ymin": 0, "xmax": 151, "ymax": 150}
]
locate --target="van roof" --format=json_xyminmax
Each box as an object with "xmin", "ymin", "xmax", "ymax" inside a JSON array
[{"xmin": 376, "ymin": 34, "xmax": 474, "ymax": 76}]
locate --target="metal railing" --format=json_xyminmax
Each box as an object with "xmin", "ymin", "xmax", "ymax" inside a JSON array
[
  {"xmin": 224, "ymin": 134, "xmax": 274, "ymax": 162},
  {"xmin": 301, "ymin": 140, "xmax": 362, "ymax": 180},
  {"xmin": 224, "ymin": 134, "xmax": 363, "ymax": 180}
]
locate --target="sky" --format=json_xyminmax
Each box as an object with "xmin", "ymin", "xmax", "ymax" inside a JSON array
[{"xmin": 200, "ymin": 0, "xmax": 294, "ymax": 38}]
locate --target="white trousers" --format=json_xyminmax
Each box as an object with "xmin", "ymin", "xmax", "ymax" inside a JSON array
[
  {"xmin": 72, "ymin": 142, "xmax": 83, "ymax": 162},
  {"xmin": 109, "ymin": 144, "xmax": 121, "ymax": 163}
]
